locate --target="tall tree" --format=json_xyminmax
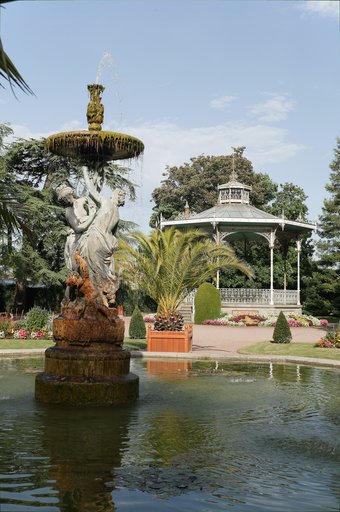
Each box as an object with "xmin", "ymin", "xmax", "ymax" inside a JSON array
[
  {"xmin": 317, "ymin": 138, "xmax": 340, "ymax": 269},
  {"xmin": 303, "ymin": 138, "xmax": 340, "ymax": 318},
  {"xmin": 269, "ymin": 182, "xmax": 309, "ymax": 221},
  {"xmin": 150, "ymin": 147, "xmax": 277, "ymax": 227}
]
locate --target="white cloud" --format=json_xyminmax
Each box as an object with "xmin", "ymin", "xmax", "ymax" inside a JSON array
[
  {"xmin": 248, "ymin": 94, "xmax": 295, "ymax": 122},
  {"xmin": 298, "ymin": 0, "xmax": 339, "ymax": 19},
  {"xmin": 5, "ymin": 124, "xmax": 47, "ymax": 141},
  {"xmin": 6, "ymin": 118, "xmax": 305, "ymax": 233},
  {"xmin": 209, "ymin": 95, "xmax": 237, "ymax": 110},
  {"xmin": 119, "ymin": 119, "xmax": 305, "ymax": 231}
]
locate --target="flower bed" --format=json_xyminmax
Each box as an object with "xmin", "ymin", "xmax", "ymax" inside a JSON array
[
  {"xmin": 0, "ymin": 309, "xmax": 53, "ymax": 341},
  {"xmin": 143, "ymin": 314, "xmax": 156, "ymax": 323},
  {"xmin": 314, "ymin": 331, "xmax": 340, "ymax": 349},
  {"xmin": 2, "ymin": 329, "xmax": 52, "ymax": 340},
  {"xmin": 202, "ymin": 313, "xmax": 328, "ymax": 327}
]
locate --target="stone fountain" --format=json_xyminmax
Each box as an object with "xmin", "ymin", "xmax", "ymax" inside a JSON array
[{"xmin": 35, "ymin": 84, "xmax": 144, "ymax": 405}]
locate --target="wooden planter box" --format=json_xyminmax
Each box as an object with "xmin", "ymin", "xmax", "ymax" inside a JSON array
[{"xmin": 147, "ymin": 324, "xmax": 193, "ymax": 352}]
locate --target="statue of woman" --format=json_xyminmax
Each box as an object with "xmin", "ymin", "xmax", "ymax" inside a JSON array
[
  {"xmin": 56, "ymin": 184, "xmax": 96, "ymax": 273},
  {"xmin": 56, "ymin": 184, "xmax": 96, "ymax": 303},
  {"xmin": 79, "ymin": 166, "xmax": 126, "ymax": 307}
]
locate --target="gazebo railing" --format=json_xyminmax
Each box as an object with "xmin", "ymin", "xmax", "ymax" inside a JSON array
[
  {"xmin": 220, "ymin": 288, "xmax": 298, "ymax": 305},
  {"xmin": 183, "ymin": 288, "xmax": 298, "ymax": 305}
]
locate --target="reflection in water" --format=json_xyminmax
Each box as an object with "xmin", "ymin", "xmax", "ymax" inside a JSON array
[
  {"xmin": 0, "ymin": 358, "xmax": 339, "ymax": 512},
  {"xmin": 146, "ymin": 359, "xmax": 192, "ymax": 378},
  {"xmin": 41, "ymin": 406, "xmax": 133, "ymax": 512}
]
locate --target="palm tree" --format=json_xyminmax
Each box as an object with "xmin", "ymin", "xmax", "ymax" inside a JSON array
[
  {"xmin": 0, "ymin": 124, "xmax": 20, "ymax": 230},
  {"xmin": 0, "ymin": 1, "xmax": 33, "ymax": 95},
  {"xmin": 117, "ymin": 227, "xmax": 253, "ymax": 330},
  {"xmin": 0, "ymin": 124, "xmax": 26, "ymax": 230}
]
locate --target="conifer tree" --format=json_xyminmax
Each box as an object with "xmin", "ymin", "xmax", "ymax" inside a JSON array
[
  {"xmin": 317, "ymin": 138, "xmax": 340, "ymax": 269},
  {"xmin": 304, "ymin": 138, "xmax": 340, "ymax": 318},
  {"xmin": 129, "ymin": 307, "xmax": 146, "ymax": 339},
  {"xmin": 272, "ymin": 311, "xmax": 292, "ymax": 344}
]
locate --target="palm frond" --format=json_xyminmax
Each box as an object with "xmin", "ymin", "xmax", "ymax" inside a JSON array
[
  {"xmin": 116, "ymin": 227, "xmax": 253, "ymax": 313},
  {"xmin": 0, "ymin": 36, "xmax": 33, "ymax": 96}
]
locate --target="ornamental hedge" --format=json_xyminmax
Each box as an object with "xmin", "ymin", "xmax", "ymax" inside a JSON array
[
  {"xmin": 271, "ymin": 311, "xmax": 292, "ymax": 344},
  {"xmin": 129, "ymin": 307, "xmax": 146, "ymax": 339},
  {"xmin": 194, "ymin": 282, "xmax": 221, "ymax": 325}
]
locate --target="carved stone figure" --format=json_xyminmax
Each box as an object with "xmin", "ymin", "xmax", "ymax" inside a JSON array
[
  {"xmin": 57, "ymin": 166, "xmax": 125, "ymax": 308},
  {"xmin": 80, "ymin": 165, "xmax": 125, "ymax": 306}
]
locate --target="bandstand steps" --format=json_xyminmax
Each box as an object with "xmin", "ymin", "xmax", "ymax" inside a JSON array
[{"xmin": 178, "ymin": 303, "xmax": 193, "ymax": 324}]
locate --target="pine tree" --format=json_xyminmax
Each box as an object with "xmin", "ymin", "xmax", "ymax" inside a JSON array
[
  {"xmin": 317, "ymin": 138, "xmax": 340, "ymax": 269},
  {"xmin": 303, "ymin": 138, "xmax": 340, "ymax": 318}
]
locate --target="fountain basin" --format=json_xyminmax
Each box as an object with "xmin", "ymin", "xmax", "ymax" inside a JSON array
[
  {"xmin": 45, "ymin": 130, "xmax": 144, "ymax": 163},
  {"xmin": 35, "ymin": 306, "xmax": 139, "ymax": 406},
  {"xmin": 35, "ymin": 367, "xmax": 139, "ymax": 406}
]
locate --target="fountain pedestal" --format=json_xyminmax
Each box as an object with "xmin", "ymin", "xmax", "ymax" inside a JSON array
[{"xmin": 35, "ymin": 306, "xmax": 139, "ymax": 406}]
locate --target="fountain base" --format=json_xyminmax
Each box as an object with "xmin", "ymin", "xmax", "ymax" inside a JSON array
[{"xmin": 35, "ymin": 306, "xmax": 139, "ymax": 406}]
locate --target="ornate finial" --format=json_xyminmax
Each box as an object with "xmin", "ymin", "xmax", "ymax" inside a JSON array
[
  {"xmin": 183, "ymin": 200, "xmax": 190, "ymax": 217},
  {"xmin": 87, "ymin": 84, "xmax": 105, "ymax": 131},
  {"xmin": 230, "ymin": 154, "xmax": 238, "ymax": 181}
]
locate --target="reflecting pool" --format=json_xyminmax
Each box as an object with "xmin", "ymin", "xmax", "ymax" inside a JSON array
[{"xmin": 0, "ymin": 358, "xmax": 339, "ymax": 511}]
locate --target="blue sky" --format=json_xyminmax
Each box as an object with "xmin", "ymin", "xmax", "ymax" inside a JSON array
[{"xmin": 1, "ymin": 0, "xmax": 339, "ymax": 232}]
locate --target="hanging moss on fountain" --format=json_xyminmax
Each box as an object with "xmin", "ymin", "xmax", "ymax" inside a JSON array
[
  {"xmin": 45, "ymin": 83, "xmax": 144, "ymax": 163},
  {"xmin": 45, "ymin": 130, "xmax": 144, "ymax": 162}
]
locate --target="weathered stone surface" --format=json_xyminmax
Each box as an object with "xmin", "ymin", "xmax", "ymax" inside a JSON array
[
  {"xmin": 44, "ymin": 346, "xmax": 131, "ymax": 377},
  {"xmin": 35, "ymin": 305, "xmax": 139, "ymax": 406},
  {"xmin": 35, "ymin": 371, "xmax": 139, "ymax": 406}
]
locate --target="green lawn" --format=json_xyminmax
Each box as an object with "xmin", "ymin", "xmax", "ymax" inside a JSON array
[
  {"xmin": 123, "ymin": 338, "xmax": 147, "ymax": 350},
  {"xmin": 0, "ymin": 338, "xmax": 147, "ymax": 351},
  {"xmin": 0, "ymin": 339, "xmax": 54, "ymax": 350},
  {"xmin": 238, "ymin": 341, "xmax": 340, "ymax": 360}
]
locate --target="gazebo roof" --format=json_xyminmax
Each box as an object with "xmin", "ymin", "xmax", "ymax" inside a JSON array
[
  {"xmin": 161, "ymin": 203, "xmax": 316, "ymax": 236},
  {"xmin": 161, "ymin": 172, "xmax": 316, "ymax": 239},
  {"xmin": 192, "ymin": 203, "xmax": 277, "ymax": 220}
]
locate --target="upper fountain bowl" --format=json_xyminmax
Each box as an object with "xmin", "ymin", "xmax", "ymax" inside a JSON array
[
  {"xmin": 45, "ymin": 84, "xmax": 144, "ymax": 163},
  {"xmin": 45, "ymin": 130, "xmax": 144, "ymax": 163}
]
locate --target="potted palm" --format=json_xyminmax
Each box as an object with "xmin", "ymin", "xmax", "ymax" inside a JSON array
[{"xmin": 117, "ymin": 228, "xmax": 252, "ymax": 352}]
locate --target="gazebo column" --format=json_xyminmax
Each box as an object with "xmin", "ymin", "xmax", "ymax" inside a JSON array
[
  {"xmin": 296, "ymin": 240, "xmax": 301, "ymax": 306},
  {"xmin": 214, "ymin": 223, "xmax": 220, "ymax": 289},
  {"xmin": 269, "ymin": 231, "xmax": 276, "ymax": 306}
]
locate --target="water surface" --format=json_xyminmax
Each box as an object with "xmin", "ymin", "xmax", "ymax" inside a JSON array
[{"xmin": 0, "ymin": 358, "xmax": 339, "ymax": 511}]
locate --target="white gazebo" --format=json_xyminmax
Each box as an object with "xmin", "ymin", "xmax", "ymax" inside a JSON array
[{"xmin": 160, "ymin": 171, "xmax": 316, "ymax": 315}]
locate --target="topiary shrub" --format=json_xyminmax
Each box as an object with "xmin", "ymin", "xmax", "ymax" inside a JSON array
[
  {"xmin": 194, "ymin": 282, "xmax": 221, "ymax": 325},
  {"xmin": 26, "ymin": 307, "xmax": 50, "ymax": 331},
  {"xmin": 129, "ymin": 307, "xmax": 146, "ymax": 339},
  {"xmin": 271, "ymin": 311, "xmax": 292, "ymax": 344}
]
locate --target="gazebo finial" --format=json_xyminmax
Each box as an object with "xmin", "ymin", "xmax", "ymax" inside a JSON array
[
  {"xmin": 231, "ymin": 153, "xmax": 238, "ymax": 181},
  {"xmin": 183, "ymin": 199, "xmax": 191, "ymax": 217}
]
